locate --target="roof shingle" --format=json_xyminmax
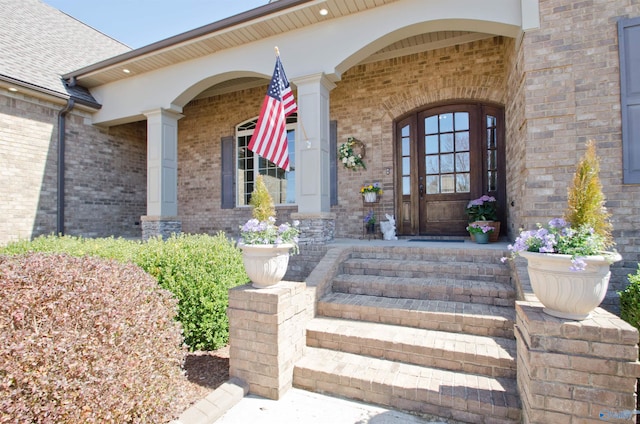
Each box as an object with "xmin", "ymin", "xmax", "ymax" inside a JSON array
[{"xmin": 0, "ymin": 0, "xmax": 130, "ymax": 98}]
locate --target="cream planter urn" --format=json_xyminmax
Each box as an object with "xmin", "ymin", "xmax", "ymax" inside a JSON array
[
  {"xmin": 238, "ymin": 243, "xmax": 293, "ymax": 289},
  {"xmin": 520, "ymin": 251, "xmax": 622, "ymax": 320}
]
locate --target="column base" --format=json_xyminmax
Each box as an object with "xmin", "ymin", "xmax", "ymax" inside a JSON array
[
  {"xmin": 291, "ymin": 212, "xmax": 336, "ymax": 245},
  {"xmin": 140, "ymin": 216, "xmax": 181, "ymax": 241}
]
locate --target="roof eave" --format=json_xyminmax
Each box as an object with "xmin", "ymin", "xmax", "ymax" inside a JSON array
[
  {"xmin": 0, "ymin": 74, "xmax": 102, "ymax": 110},
  {"xmin": 61, "ymin": 0, "xmax": 314, "ymax": 81}
]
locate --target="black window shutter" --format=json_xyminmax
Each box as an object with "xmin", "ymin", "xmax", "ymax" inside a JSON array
[
  {"xmin": 330, "ymin": 120, "xmax": 338, "ymax": 206},
  {"xmin": 221, "ymin": 136, "xmax": 235, "ymax": 209},
  {"xmin": 619, "ymin": 17, "xmax": 640, "ymax": 183}
]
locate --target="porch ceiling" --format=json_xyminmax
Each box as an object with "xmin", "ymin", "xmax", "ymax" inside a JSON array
[{"xmin": 64, "ymin": 0, "xmax": 401, "ymax": 89}]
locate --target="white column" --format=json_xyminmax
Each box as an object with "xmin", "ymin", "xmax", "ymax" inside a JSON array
[
  {"xmin": 144, "ymin": 109, "xmax": 183, "ymax": 217},
  {"xmin": 293, "ymin": 73, "xmax": 336, "ymax": 213}
]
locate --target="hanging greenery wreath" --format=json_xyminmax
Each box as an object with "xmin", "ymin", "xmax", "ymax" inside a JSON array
[{"xmin": 338, "ymin": 137, "xmax": 366, "ymax": 170}]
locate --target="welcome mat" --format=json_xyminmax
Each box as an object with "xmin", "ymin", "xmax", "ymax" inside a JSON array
[{"xmin": 407, "ymin": 239, "xmax": 465, "ymax": 243}]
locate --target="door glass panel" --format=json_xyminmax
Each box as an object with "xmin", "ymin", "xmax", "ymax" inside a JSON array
[
  {"xmin": 486, "ymin": 115, "xmax": 498, "ymax": 192},
  {"xmin": 455, "ymin": 132, "xmax": 469, "ymax": 151},
  {"xmin": 402, "ymin": 137, "xmax": 410, "ymax": 156},
  {"xmin": 487, "ymin": 128, "xmax": 496, "ymax": 149},
  {"xmin": 440, "ymin": 154, "xmax": 454, "ymax": 173},
  {"xmin": 455, "ymin": 112, "xmax": 469, "ymax": 130},
  {"xmin": 401, "ymin": 124, "xmax": 411, "ymax": 197},
  {"xmin": 456, "ymin": 152, "xmax": 470, "ymax": 172},
  {"xmin": 456, "ymin": 173, "xmax": 470, "ymax": 192},
  {"xmin": 426, "ymin": 156, "xmax": 439, "ymax": 174},
  {"xmin": 403, "ymin": 176, "xmax": 411, "ymax": 195},
  {"xmin": 426, "ymin": 175, "xmax": 439, "ymax": 194},
  {"xmin": 439, "ymin": 113, "xmax": 453, "ymax": 132},
  {"xmin": 440, "ymin": 175, "xmax": 455, "ymax": 193},
  {"xmin": 425, "ymin": 135, "xmax": 439, "ymax": 154},
  {"xmin": 440, "ymin": 133, "xmax": 454, "ymax": 153},
  {"xmin": 425, "ymin": 116, "xmax": 438, "ymax": 134},
  {"xmin": 402, "ymin": 157, "xmax": 410, "ymax": 173}
]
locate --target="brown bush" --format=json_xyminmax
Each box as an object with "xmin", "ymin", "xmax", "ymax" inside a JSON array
[{"xmin": 0, "ymin": 253, "xmax": 199, "ymax": 423}]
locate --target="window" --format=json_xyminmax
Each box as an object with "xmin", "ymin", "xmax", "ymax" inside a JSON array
[
  {"xmin": 423, "ymin": 112, "xmax": 470, "ymax": 194},
  {"xmin": 236, "ymin": 114, "xmax": 297, "ymax": 206}
]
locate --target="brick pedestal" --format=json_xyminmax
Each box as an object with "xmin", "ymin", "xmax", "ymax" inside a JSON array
[
  {"xmin": 227, "ymin": 281, "xmax": 311, "ymax": 399},
  {"xmin": 516, "ymin": 301, "xmax": 640, "ymax": 423}
]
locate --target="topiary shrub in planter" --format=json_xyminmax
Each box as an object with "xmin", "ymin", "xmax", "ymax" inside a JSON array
[{"xmin": 0, "ymin": 253, "xmax": 196, "ymax": 423}]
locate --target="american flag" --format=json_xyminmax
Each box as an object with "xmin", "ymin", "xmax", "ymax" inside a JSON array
[{"xmin": 248, "ymin": 55, "xmax": 298, "ymax": 171}]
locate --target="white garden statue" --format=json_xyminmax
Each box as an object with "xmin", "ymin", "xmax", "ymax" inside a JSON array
[{"xmin": 380, "ymin": 214, "xmax": 397, "ymax": 240}]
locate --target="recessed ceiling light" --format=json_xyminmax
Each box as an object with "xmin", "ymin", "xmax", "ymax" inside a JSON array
[
  {"xmin": 8, "ymin": 87, "xmax": 18, "ymax": 92},
  {"xmin": 319, "ymin": 8, "xmax": 328, "ymax": 16},
  {"xmin": 123, "ymin": 68, "xmax": 131, "ymax": 74}
]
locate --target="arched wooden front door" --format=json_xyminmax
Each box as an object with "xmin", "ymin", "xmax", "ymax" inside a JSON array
[{"xmin": 395, "ymin": 103, "xmax": 505, "ymax": 236}]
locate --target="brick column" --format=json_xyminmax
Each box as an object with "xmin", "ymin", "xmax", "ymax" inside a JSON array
[
  {"xmin": 516, "ymin": 301, "xmax": 640, "ymax": 423},
  {"xmin": 227, "ymin": 281, "xmax": 311, "ymax": 399}
]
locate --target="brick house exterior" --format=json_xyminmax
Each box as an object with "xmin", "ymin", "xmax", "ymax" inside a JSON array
[{"xmin": 1, "ymin": 0, "xmax": 639, "ymax": 310}]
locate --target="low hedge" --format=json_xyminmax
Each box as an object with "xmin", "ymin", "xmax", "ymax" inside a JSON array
[
  {"xmin": 0, "ymin": 253, "xmax": 194, "ymax": 422},
  {"xmin": 137, "ymin": 233, "xmax": 248, "ymax": 350},
  {"xmin": 0, "ymin": 233, "xmax": 248, "ymax": 351},
  {"xmin": 620, "ymin": 264, "xmax": 640, "ymax": 333}
]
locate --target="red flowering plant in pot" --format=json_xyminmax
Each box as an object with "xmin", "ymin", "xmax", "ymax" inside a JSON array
[{"xmin": 465, "ymin": 195, "xmax": 499, "ymax": 242}]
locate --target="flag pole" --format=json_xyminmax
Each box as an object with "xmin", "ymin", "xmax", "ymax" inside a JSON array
[{"xmin": 273, "ymin": 46, "xmax": 310, "ymax": 148}]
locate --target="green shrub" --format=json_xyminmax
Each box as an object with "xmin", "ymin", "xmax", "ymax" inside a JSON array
[
  {"xmin": 0, "ymin": 253, "xmax": 196, "ymax": 422},
  {"xmin": 620, "ymin": 264, "xmax": 640, "ymax": 333},
  {"xmin": 137, "ymin": 233, "xmax": 248, "ymax": 351},
  {"xmin": 0, "ymin": 233, "xmax": 249, "ymax": 351}
]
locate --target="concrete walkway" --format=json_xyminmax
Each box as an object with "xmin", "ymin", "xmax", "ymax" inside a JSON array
[
  {"xmin": 214, "ymin": 387, "xmax": 456, "ymax": 424},
  {"xmin": 174, "ymin": 378, "xmax": 462, "ymax": 424}
]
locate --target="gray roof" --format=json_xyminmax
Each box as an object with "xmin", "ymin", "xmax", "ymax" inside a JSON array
[{"xmin": 0, "ymin": 0, "xmax": 130, "ymax": 102}]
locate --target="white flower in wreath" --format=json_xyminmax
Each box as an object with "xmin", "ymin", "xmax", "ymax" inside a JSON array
[{"xmin": 338, "ymin": 137, "xmax": 366, "ymax": 170}]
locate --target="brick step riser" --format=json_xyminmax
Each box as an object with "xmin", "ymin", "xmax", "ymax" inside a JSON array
[
  {"xmin": 331, "ymin": 284, "xmax": 515, "ymax": 307},
  {"xmin": 317, "ymin": 302, "xmax": 515, "ymax": 339},
  {"xmin": 349, "ymin": 249, "xmax": 509, "ymax": 265},
  {"xmin": 331, "ymin": 278, "xmax": 516, "ymax": 307},
  {"xmin": 341, "ymin": 262, "xmax": 512, "ymax": 284},
  {"xmin": 293, "ymin": 362, "xmax": 520, "ymax": 424},
  {"xmin": 306, "ymin": 330, "xmax": 516, "ymax": 378}
]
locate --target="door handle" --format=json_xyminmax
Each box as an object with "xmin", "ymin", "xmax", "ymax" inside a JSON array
[{"xmin": 419, "ymin": 184, "xmax": 424, "ymax": 196}]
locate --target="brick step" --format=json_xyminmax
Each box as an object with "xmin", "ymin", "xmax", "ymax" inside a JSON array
[
  {"xmin": 342, "ymin": 259, "xmax": 510, "ymax": 285},
  {"xmin": 332, "ymin": 274, "xmax": 515, "ymax": 307},
  {"xmin": 348, "ymin": 245, "xmax": 509, "ymax": 265},
  {"xmin": 317, "ymin": 292, "xmax": 515, "ymax": 339},
  {"xmin": 293, "ymin": 347, "xmax": 521, "ymax": 424},
  {"xmin": 341, "ymin": 257, "xmax": 511, "ymax": 284},
  {"xmin": 306, "ymin": 317, "xmax": 516, "ymax": 378}
]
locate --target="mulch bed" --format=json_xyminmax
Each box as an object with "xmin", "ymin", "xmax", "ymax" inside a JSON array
[{"xmin": 182, "ymin": 345, "xmax": 231, "ymax": 403}]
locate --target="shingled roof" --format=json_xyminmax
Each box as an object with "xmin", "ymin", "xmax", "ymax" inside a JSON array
[{"xmin": 0, "ymin": 0, "xmax": 130, "ymax": 104}]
